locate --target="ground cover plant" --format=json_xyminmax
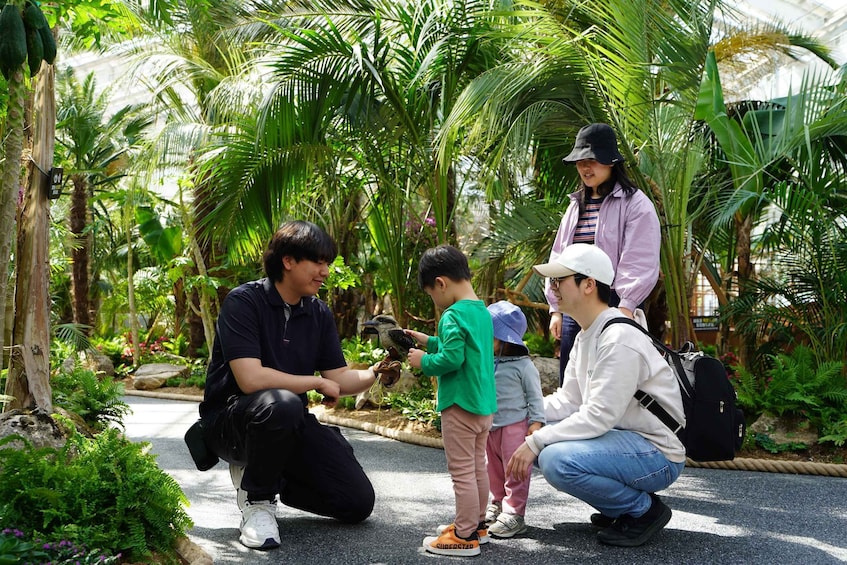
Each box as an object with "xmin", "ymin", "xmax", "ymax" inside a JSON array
[{"xmin": 0, "ymin": 425, "xmax": 191, "ymax": 564}]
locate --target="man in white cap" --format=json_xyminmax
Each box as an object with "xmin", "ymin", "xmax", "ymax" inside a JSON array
[{"xmin": 506, "ymin": 243, "xmax": 685, "ymax": 548}]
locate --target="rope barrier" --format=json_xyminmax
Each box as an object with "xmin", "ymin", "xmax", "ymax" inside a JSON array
[{"xmin": 685, "ymin": 457, "xmax": 847, "ymax": 477}]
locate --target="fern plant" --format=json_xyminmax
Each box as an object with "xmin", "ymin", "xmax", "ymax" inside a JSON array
[
  {"xmin": 52, "ymin": 368, "xmax": 131, "ymax": 431},
  {"xmin": 0, "ymin": 426, "xmax": 192, "ymax": 563},
  {"xmin": 736, "ymin": 346, "xmax": 847, "ymax": 446}
]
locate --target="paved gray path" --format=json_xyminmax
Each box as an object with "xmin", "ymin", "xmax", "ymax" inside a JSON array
[{"xmin": 123, "ymin": 395, "xmax": 847, "ymax": 564}]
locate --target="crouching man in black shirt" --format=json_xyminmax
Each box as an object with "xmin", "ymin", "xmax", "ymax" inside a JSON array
[{"xmin": 199, "ymin": 220, "xmax": 381, "ymax": 550}]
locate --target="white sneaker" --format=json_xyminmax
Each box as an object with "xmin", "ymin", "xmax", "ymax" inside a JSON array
[
  {"xmin": 239, "ymin": 500, "xmax": 280, "ymax": 550},
  {"xmin": 229, "ymin": 464, "xmax": 247, "ymax": 511},
  {"xmin": 484, "ymin": 502, "xmax": 501, "ymax": 525},
  {"xmin": 488, "ymin": 512, "xmax": 527, "ymax": 538}
]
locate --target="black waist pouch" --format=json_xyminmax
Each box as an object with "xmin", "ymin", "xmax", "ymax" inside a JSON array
[{"xmin": 184, "ymin": 419, "xmax": 219, "ymax": 471}]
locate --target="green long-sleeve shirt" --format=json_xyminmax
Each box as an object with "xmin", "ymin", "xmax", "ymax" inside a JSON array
[{"xmin": 421, "ymin": 299, "xmax": 497, "ymax": 416}]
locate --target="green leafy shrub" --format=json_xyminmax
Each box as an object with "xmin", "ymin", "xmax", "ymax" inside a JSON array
[
  {"xmin": 342, "ymin": 336, "xmax": 387, "ymax": 365},
  {"xmin": 0, "ymin": 427, "xmax": 191, "ymax": 563},
  {"xmin": 307, "ymin": 389, "xmax": 357, "ymax": 409},
  {"xmin": 52, "ymin": 368, "xmax": 131, "ymax": 432},
  {"xmin": 88, "ymin": 336, "xmax": 127, "ymax": 369},
  {"xmin": 165, "ymin": 360, "xmax": 207, "ymax": 389},
  {"xmin": 306, "ymin": 390, "xmax": 322, "ymax": 405},
  {"xmin": 819, "ymin": 420, "xmax": 847, "ymax": 450},
  {"xmin": 752, "ymin": 432, "xmax": 809, "ymax": 454},
  {"xmin": 735, "ymin": 346, "xmax": 847, "ymax": 446},
  {"xmin": 161, "ymin": 333, "xmax": 189, "ymax": 357},
  {"xmin": 336, "ymin": 395, "xmax": 357, "ymax": 410},
  {"xmin": 386, "ymin": 376, "xmax": 440, "ymax": 431},
  {"xmin": 524, "ymin": 333, "xmax": 556, "ymax": 357},
  {"xmin": 700, "ymin": 344, "xmax": 717, "ymax": 357}
]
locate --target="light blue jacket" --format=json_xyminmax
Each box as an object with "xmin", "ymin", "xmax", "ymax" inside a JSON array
[
  {"xmin": 491, "ymin": 355, "xmax": 545, "ymax": 430},
  {"xmin": 544, "ymin": 183, "xmax": 660, "ymax": 313}
]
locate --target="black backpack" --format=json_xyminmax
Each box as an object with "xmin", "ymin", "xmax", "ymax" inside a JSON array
[{"xmin": 602, "ymin": 317, "xmax": 746, "ymax": 462}]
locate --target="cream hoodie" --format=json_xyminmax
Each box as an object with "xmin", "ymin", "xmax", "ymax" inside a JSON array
[{"xmin": 527, "ymin": 308, "xmax": 686, "ymax": 463}]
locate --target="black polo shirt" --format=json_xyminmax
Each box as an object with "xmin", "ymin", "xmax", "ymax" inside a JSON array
[{"xmin": 200, "ymin": 278, "xmax": 347, "ymax": 416}]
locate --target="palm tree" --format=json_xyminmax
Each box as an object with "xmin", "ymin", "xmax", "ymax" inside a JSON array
[
  {"xmin": 437, "ymin": 0, "xmax": 717, "ymax": 342},
  {"xmin": 437, "ymin": 0, "xmax": 839, "ymax": 345},
  {"xmin": 695, "ymin": 57, "xmax": 847, "ymax": 364},
  {"xmin": 3, "ymin": 0, "xmax": 151, "ymax": 409},
  {"xmin": 113, "ymin": 0, "xmax": 263, "ymax": 353},
  {"xmin": 3, "ymin": 64, "xmax": 53, "ymax": 411},
  {"xmin": 0, "ymin": 13, "xmax": 28, "ymax": 384},
  {"xmin": 197, "ymin": 0, "xmax": 507, "ymax": 329},
  {"xmin": 55, "ymin": 69, "xmax": 151, "ymax": 334}
]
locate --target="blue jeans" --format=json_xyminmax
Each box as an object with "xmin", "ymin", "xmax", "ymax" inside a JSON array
[{"xmin": 537, "ymin": 429, "xmax": 684, "ymax": 518}]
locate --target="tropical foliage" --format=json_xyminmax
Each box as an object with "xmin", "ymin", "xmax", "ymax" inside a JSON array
[
  {"xmin": 0, "ymin": 426, "xmax": 191, "ymax": 563},
  {"xmin": 0, "ymin": 0, "xmax": 845, "ymax": 442},
  {"xmin": 735, "ymin": 346, "xmax": 847, "ymax": 447}
]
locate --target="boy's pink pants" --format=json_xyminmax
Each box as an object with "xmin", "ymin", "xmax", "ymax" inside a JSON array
[{"xmin": 441, "ymin": 405, "xmax": 493, "ymax": 539}]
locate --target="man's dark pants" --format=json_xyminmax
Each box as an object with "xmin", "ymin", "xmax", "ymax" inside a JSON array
[{"xmin": 203, "ymin": 389, "xmax": 375, "ymax": 524}]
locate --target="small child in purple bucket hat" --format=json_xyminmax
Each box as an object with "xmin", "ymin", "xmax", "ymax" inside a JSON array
[{"xmin": 484, "ymin": 300, "xmax": 546, "ymax": 538}]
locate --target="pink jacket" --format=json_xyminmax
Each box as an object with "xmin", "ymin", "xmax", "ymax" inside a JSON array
[{"xmin": 545, "ymin": 184, "xmax": 660, "ymax": 313}]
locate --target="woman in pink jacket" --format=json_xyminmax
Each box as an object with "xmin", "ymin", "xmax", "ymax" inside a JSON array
[{"xmin": 545, "ymin": 123, "xmax": 660, "ymax": 385}]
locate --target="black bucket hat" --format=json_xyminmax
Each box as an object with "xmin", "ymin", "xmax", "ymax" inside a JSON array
[{"xmin": 563, "ymin": 123, "xmax": 624, "ymax": 165}]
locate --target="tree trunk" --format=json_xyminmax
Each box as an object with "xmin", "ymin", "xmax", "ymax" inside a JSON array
[
  {"xmin": 173, "ymin": 278, "xmax": 186, "ymax": 339},
  {"xmin": 328, "ymin": 208, "xmax": 365, "ymax": 339},
  {"xmin": 187, "ymin": 176, "xmax": 217, "ymax": 356},
  {"xmin": 446, "ymin": 165, "xmax": 458, "ymax": 243},
  {"xmin": 0, "ymin": 68, "xmax": 26, "ymax": 384},
  {"xmin": 5, "ymin": 64, "xmax": 55, "ymax": 412},
  {"xmin": 127, "ymin": 221, "xmax": 140, "ymax": 367},
  {"xmin": 735, "ymin": 214, "xmax": 755, "ymax": 290},
  {"xmin": 2, "ymin": 283, "xmax": 13, "ymax": 373},
  {"xmin": 69, "ymin": 174, "xmax": 92, "ymax": 331},
  {"xmin": 188, "ymin": 234, "xmax": 216, "ymax": 362},
  {"xmin": 734, "ymin": 213, "xmax": 755, "ymax": 366},
  {"xmin": 186, "ymin": 295, "xmax": 204, "ymax": 358},
  {"xmin": 332, "ymin": 287, "xmax": 363, "ymax": 340},
  {"xmin": 644, "ymin": 279, "xmax": 668, "ymax": 344}
]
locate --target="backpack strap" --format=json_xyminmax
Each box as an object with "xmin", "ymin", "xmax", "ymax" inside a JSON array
[
  {"xmin": 600, "ymin": 317, "xmax": 688, "ymax": 439},
  {"xmin": 634, "ymin": 390, "xmax": 684, "ymax": 435}
]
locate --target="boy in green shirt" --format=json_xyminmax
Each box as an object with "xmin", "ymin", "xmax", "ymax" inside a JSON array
[{"xmin": 406, "ymin": 244, "xmax": 497, "ymax": 557}]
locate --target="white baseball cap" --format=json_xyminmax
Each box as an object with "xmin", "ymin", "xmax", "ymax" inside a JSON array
[{"xmin": 532, "ymin": 243, "xmax": 614, "ymax": 286}]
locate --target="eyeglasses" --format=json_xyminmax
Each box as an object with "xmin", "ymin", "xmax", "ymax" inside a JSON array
[{"xmin": 549, "ymin": 274, "xmax": 575, "ymax": 288}]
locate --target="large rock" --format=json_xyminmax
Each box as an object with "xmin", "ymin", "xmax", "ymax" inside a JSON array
[
  {"xmin": 0, "ymin": 408, "xmax": 67, "ymax": 450},
  {"xmin": 749, "ymin": 412, "xmax": 819, "ymax": 447},
  {"xmin": 132, "ymin": 363, "xmax": 191, "ymax": 391},
  {"xmin": 61, "ymin": 349, "xmax": 116, "ymax": 377},
  {"xmin": 531, "ymin": 356, "xmax": 560, "ymax": 395}
]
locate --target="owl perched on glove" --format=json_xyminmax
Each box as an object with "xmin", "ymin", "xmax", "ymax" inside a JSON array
[{"xmin": 361, "ymin": 314, "xmax": 415, "ymax": 387}]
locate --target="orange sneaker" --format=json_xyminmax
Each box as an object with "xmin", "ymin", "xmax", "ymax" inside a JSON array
[
  {"xmin": 423, "ymin": 527, "xmax": 481, "ymax": 557},
  {"xmin": 436, "ymin": 522, "xmax": 489, "ymax": 545}
]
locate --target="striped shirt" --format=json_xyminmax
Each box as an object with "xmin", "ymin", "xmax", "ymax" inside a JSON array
[{"xmin": 572, "ymin": 196, "xmax": 604, "ymax": 243}]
